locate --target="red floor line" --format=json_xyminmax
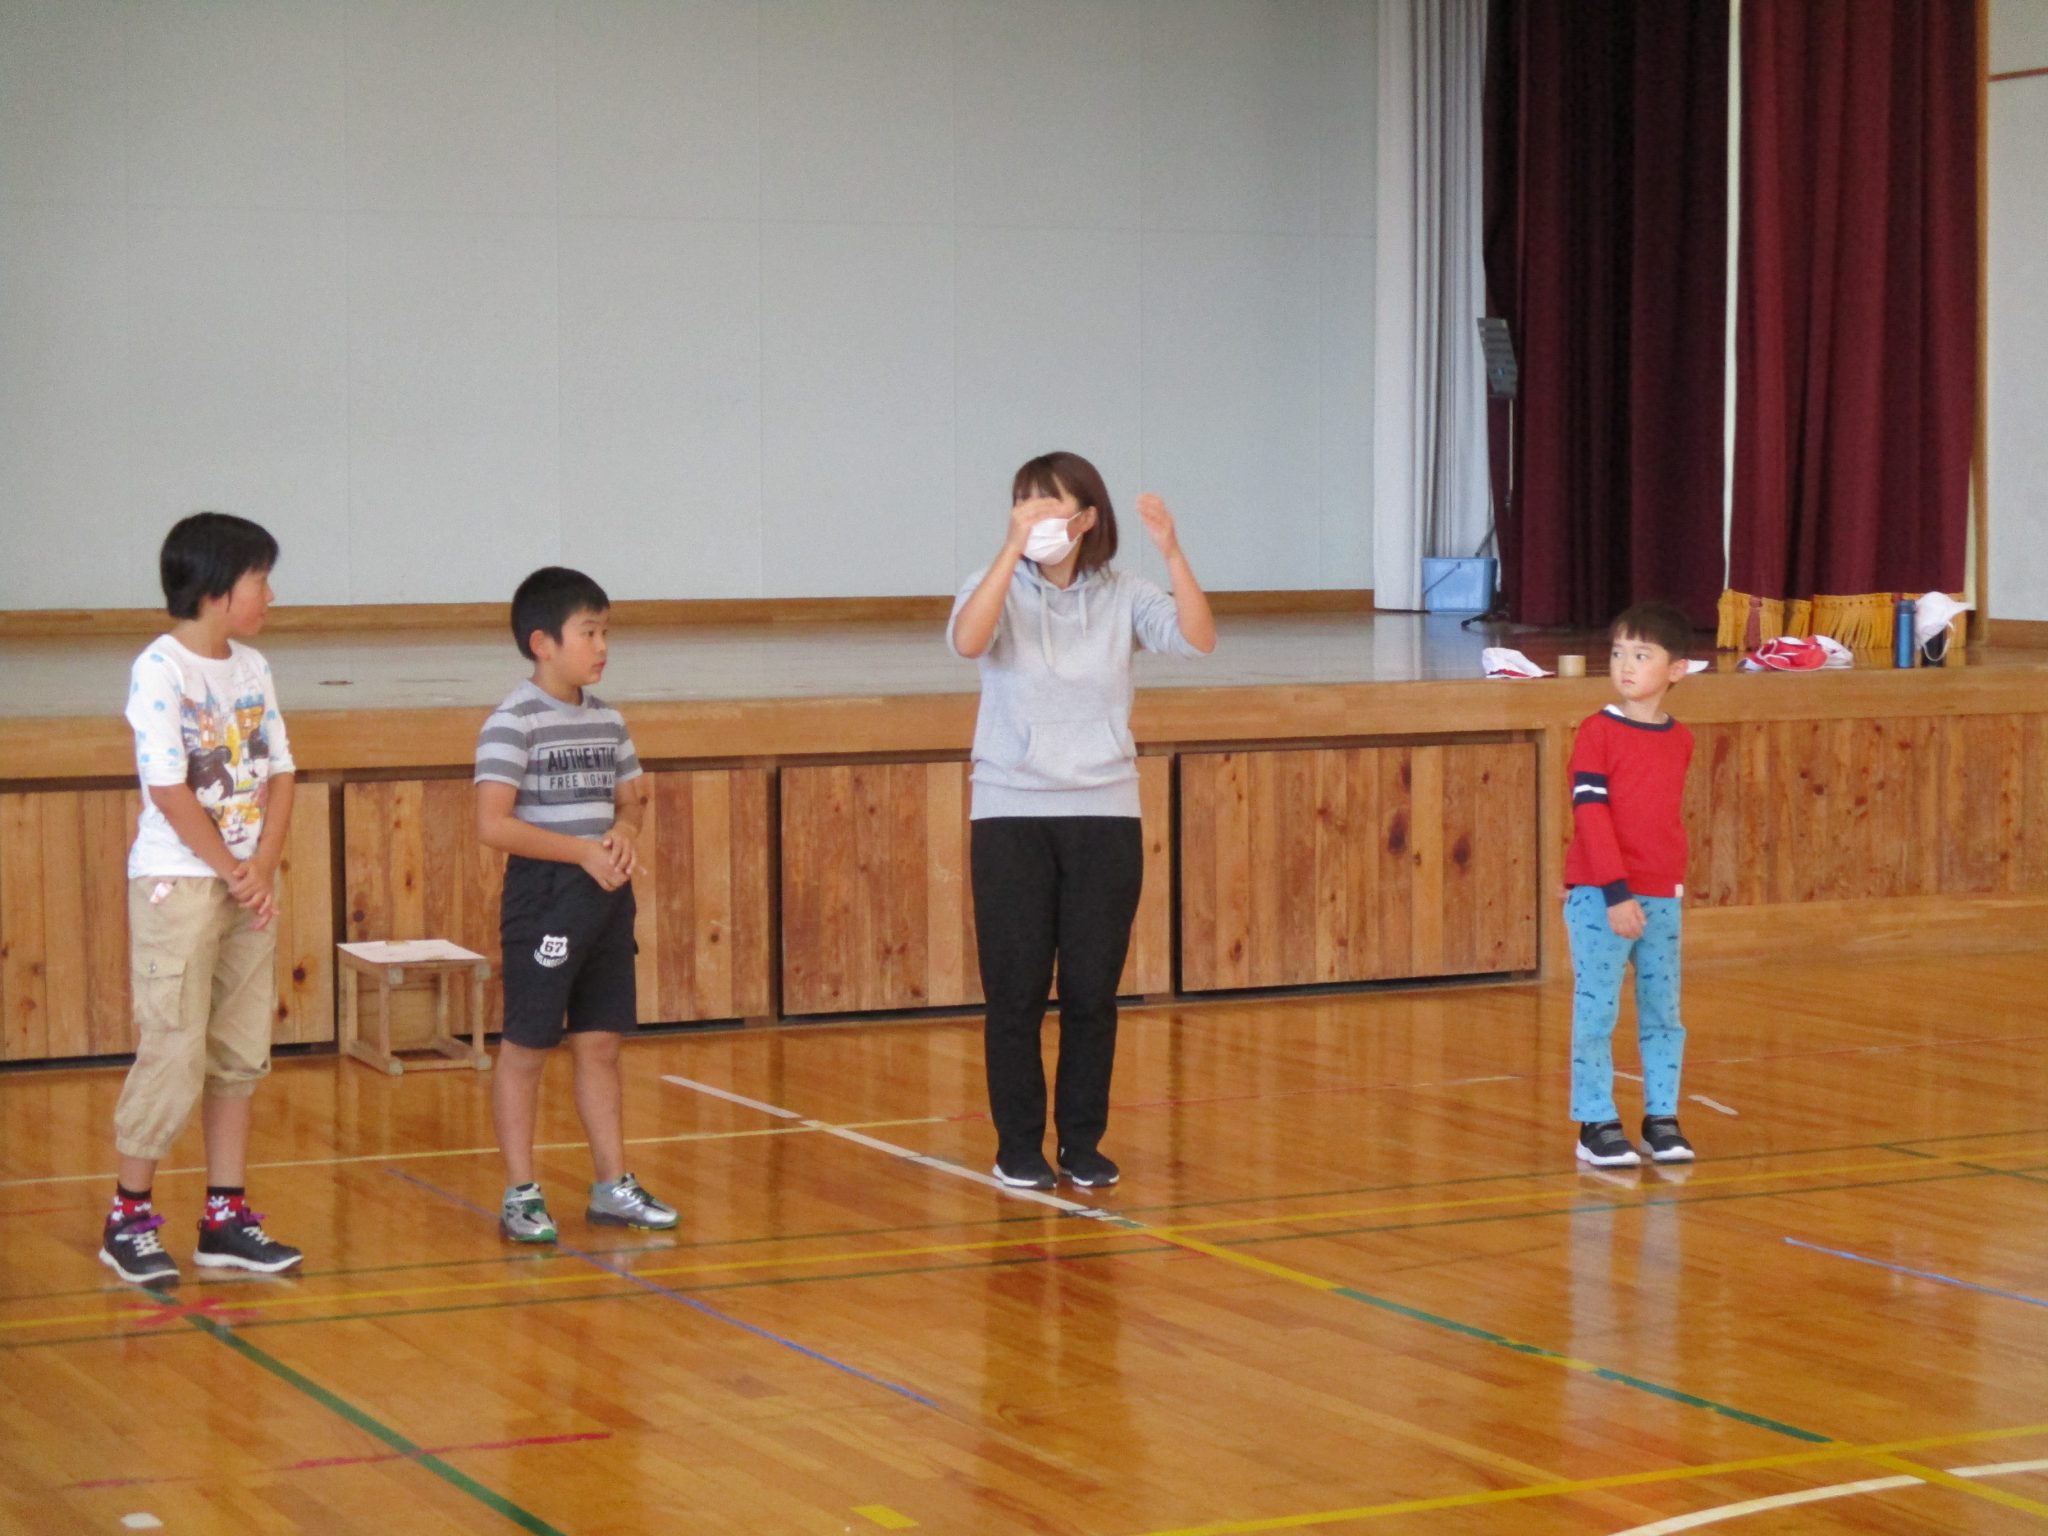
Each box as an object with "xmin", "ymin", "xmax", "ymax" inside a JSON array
[{"xmin": 66, "ymin": 1430, "xmax": 612, "ymax": 1490}]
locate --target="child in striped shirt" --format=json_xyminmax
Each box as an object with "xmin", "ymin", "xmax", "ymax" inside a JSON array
[{"xmin": 474, "ymin": 567, "xmax": 678, "ymax": 1242}]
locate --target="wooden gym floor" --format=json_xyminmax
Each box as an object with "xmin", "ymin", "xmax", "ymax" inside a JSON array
[{"xmin": 7, "ymin": 948, "xmax": 2048, "ymax": 1534}]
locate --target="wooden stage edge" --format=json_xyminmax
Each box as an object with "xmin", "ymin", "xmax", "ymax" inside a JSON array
[
  {"xmin": 0, "ymin": 587, "xmax": 1376, "ymax": 639},
  {"xmin": 5, "ymin": 655, "xmax": 2048, "ymax": 1066},
  {"xmin": 4, "ymin": 663, "xmax": 2042, "ymax": 781}
]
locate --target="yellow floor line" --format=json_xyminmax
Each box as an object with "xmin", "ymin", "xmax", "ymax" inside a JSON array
[
  {"xmin": 1127, "ymin": 1421, "xmax": 2048, "ymax": 1536},
  {"xmin": 1147, "ymin": 1148, "xmax": 2048, "ymax": 1240},
  {"xmin": 0, "ymin": 1224, "xmax": 1158, "ymax": 1332},
  {"xmin": 852, "ymin": 1507, "xmax": 919, "ymax": 1530},
  {"xmin": 11, "ymin": 1144, "xmax": 2035, "ymax": 1333},
  {"xmin": 0, "ymin": 1114, "xmax": 952, "ymax": 1189},
  {"xmin": 1868, "ymin": 1454, "xmax": 2048, "ymax": 1520}
]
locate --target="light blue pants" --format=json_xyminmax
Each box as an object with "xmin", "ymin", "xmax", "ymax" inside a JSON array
[{"xmin": 1566, "ymin": 887, "xmax": 1685, "ymax": 1124}]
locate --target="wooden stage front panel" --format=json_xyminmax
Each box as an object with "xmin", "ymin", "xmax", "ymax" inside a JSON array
[
  {"xmin": 0, "ymin": 783, "xmax": 333, "ymax": 1063},
  {"xmin": 344, "ymin": 770, "xmax": 773, "ymax": 1037},
  {"xmin": 780, "ymin": 758, "xmax": 1172, "ymax": 1015},
  {"xmin": 1673, "ymin": 713, "xmax": 2048, "ymax": 959},
  {"xmin": 4, "ymin": 637, "xmax": 2048, "ymax": 1064},
  {"xmin": 1181, "ymin": 743, "xmax": 1538, "ymax": 991}
]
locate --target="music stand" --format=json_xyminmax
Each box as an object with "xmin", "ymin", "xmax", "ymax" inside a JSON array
[{"xmin": 1466, "ymin": 319, "xmax": 1518, "ymax": 630}]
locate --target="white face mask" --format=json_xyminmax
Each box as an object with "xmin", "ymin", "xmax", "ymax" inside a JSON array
[{"xmin": 1025, "ymin": 514, "xmax": 1081, "ymax": 566}]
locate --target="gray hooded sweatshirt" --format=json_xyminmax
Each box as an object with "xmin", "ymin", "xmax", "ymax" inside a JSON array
[{"xmin": 948, "ymin": 560, "xmax": 1207, "ymax": 818}]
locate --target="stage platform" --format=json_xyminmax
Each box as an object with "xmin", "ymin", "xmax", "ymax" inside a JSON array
[
  {"xmin": 8, "ymin": 608, "xmax": 2039, "ymax": 715},
  {"xmin": 3, "ymin": 610, "xmax": 2037, "ymax": 775},
  {"xmin": 2, "ymin": 610, "xmax": 2044, "ymax": 1067},
  {"xmin": 4, "ymin": 611, "xmax": 1609, "ymax": 722}
]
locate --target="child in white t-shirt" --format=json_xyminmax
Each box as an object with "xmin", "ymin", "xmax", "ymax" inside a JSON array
[{"xmin": 101, "ymin": 513, "xmax": 303, "ymax": 1288}]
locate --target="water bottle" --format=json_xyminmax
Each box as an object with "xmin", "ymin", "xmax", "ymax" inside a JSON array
[{"xmin": 1893, "ymin": 598, "xmax": 1917, "ymax": 669}]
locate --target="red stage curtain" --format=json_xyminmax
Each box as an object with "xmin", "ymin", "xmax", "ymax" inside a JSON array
[
  {"xmin": 1484, "ymin": 0, "xmax": 1730, "ymax": 630},
  {"xmin": 1724, "ymin": 0, "xmax": 1977, "ymax": 651}
]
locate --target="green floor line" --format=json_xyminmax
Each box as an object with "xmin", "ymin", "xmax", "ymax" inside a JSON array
[{"xmin": 186, "ymin": 1312, "xmax": 571, "ymax": 1535}]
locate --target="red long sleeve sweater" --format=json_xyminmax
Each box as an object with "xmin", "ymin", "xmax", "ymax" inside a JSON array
[{"xmin": 1564, "ymin": 705, "xmax": 1694, "ymax": 905}]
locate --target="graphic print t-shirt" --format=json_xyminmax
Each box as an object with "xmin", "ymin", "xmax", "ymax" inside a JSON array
[
  {"xmin": 126, "ymin": 635, "xmax": 296, "ymax": 878},
  {"xmin": 473, "ymin": 681, "xmax": 642, "ymax": 841}
]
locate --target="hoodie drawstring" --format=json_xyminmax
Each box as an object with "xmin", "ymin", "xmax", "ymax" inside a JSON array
[{"xmin": 1031, "ymin": 567, "xmax": 1091, "ymax": 669}]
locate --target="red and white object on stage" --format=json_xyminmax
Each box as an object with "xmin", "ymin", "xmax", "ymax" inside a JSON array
[
  {"xmin": 1740, "ymin": 635, "xmax": 1854, "ymax": 672},
  {"xmin": 1482, "ymin": 647, "xmax": 1551, "ymax": 679}
]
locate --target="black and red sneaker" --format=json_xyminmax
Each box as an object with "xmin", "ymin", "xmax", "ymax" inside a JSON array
[
  {"xmin": 101, "ymin": 1211, "xmax": 179, "ymax": 1287},
  {"xmin": 194, "ymin": 1209, "xmax": 303, "ymax": 1275}
]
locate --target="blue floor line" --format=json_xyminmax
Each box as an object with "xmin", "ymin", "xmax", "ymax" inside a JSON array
[
  {"xmin": 1784, "ymin": 1236, "xmax": 2048, "ymax": 1311},
  {"xmin": 386, "ymin": 1168, "xmax": 943, "ymax": 1412}
]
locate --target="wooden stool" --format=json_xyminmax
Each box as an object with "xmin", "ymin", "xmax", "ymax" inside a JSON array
[{"xmin": 336, "ymin": 940, "xmax": 493, "ymax": 1076}]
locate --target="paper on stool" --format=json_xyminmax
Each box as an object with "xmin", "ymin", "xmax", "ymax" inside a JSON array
[{"xmin": 337, "ymin": 939, "xmax": 485, "ymax": 964}]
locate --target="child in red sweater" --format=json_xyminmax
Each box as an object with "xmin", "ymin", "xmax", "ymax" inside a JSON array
[{"xmin": 1565, "ymin": 602, "xmax": 1697, "ymax": 1168}]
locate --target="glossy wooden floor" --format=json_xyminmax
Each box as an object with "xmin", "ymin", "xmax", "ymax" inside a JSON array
[{"xmin": 7, "ymin": 950, "xmax": 2048, "ymax": 1534}]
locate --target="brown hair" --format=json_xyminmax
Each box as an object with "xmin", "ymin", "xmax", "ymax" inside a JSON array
[
  {"xmin": 1012, "ymin": 451, "xmax": 1118, "ymax": 575},
  {"xmin": 1610, "ymin": 601, "xmax": 1695, "ymax": 661}
]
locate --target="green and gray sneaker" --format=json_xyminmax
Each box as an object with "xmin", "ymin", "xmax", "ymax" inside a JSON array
[
  {"xmin": 500, "ymin": 1183, "xmax": 558, "ymax": 1244},
  {"xmin": 586, "ymin": 1173, "xmax": 678, "ymax": 1231}
]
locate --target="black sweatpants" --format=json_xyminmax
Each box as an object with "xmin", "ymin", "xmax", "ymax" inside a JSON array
[{"xmin": 969, "ymin": 816, "xmax": 1145, "ymax": 1164}]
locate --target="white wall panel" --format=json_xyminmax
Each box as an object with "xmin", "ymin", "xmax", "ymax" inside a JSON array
[{"xmin": 0, "ymin": 0, "xmax": 1378, "ymax": 606}]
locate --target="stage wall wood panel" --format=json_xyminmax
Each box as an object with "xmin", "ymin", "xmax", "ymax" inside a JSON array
[
  {"xmin": 780, "ymin": 758, "xmax": 1172, "ymax": 1016},
  {"xmin": 1659, "ymin": 713, "xmax": 2048, "ymax": 961},
  {"xmin": 1677, "ymin": 715, "xmax": 2048, "ymax": 906},
  {"xmin": 1180, "ymin": 744, "xmax": 1539, "ymax": 991},
  {"xmin": 6, "ymin": 662, "xmax": 2048, "ymax": 1065},
  {"xmin": 344, "ymin": 770, "xmax": 772, "ymax": 1030},
  {"xmin": 0, "ymin": 784, "xmax": 333, "ymax": 1062}
]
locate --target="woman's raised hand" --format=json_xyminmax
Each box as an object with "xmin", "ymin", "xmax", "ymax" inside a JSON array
[
  {"xmin": 1006, "ymin": 494, "xmax": 1069, "ymax": 557},
  {"xmin": 1136, "ymin": 493, "xmax": 1179, "ymax": 558}
]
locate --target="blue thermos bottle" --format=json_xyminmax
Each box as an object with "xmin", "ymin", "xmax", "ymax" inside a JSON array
[{"xmin": 1894, "ymin": 598, "xmax": 1917, "ymax": 668}]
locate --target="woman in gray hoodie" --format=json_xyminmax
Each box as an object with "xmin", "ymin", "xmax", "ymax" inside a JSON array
[{"xmin": 948, "ymin": 451, "xmax": 1216, "ymax": 1190}]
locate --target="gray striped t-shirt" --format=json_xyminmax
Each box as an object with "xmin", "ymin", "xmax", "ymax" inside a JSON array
[{"xmin": 474, "ymin": 681, "xmax": 643, "ymax": 840}]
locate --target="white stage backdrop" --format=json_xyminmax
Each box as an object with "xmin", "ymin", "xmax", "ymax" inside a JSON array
[{"xmin": 0, "ymin": 0, "xmax": 1380, "ymax": 608}]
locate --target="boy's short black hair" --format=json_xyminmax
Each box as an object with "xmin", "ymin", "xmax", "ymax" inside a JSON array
[
  {"xmin": 160, "ymin": 512, "xmax": 279, "ymax": 620},
  {"xmin": 511, "ymin": 566, "xmax": 611, "ymax": 660},
  {"xmin": 1610, "ymin": 601, "xmax": 1695, "ymax": 661}
]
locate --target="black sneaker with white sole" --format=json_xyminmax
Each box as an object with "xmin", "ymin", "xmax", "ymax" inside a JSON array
[
  {"xmin": 1640, "ymin": 1115, "xmax": 1696, "ymax": 1163},
  {"xmin": 194, "ymin": 1211, "xmax": 303, "ymax": 1274},
  {"xmin": 1058, "ymin": 1147, "xmax": 1120, "ymax": 1188},
  {"xmin": 100, "ymin": 1212, "xmax": 179, "ymax": 1287},
  {"xmin": 991, "ymin": 1152, "xmax": 1057, "ymax": 1190},
  {"xmin": 1576, "ymin": 1121, "xmax": 1642, "ymax": 1168}
]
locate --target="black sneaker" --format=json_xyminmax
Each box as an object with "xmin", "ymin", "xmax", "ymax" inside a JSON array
[
  {"xmin": 1576, "ymin": 1121, "xmax": 1641, "ymax": 1168},
  {"xmin": 1058, "ymin": 1147, "xmax": 1121, "ymax": 1188},
  {"xmin": 991, "ymin": 1152, "xmax": 1057, "ymax": 1191},
  {"xmin": 100, "ymin": 1212, "xmax": 179, "ymax": 1287},
  {"xmin": 1641, "ymin": 1115, "xmax": 1696, "ymax": 1164},
  {"xmin": 194, "ymin": 1210, "xmax": 303, "ymax": 1275}
]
